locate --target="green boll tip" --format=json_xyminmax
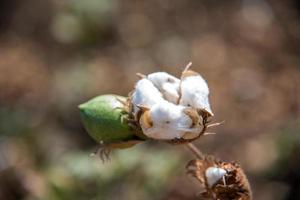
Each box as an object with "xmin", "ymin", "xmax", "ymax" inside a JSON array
[{"xmin": 79, "ymin": 94, "xmax": 141, "ymax": 144}]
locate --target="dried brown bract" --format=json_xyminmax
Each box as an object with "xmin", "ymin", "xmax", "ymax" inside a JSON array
[{"xmin": 186, "ymin": 156, "xmax": 252, "ymax": 200}]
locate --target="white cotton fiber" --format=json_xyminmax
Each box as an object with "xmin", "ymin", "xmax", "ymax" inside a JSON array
[
  {"xmin": 205, "ymin": 167, "xmax": 227, "ymax": 187},
  {"xmin": 147, "ymin": 72, "xmax": 180, "ymax": 104},
  {"xmin": 132, "ymin": 78, "xmax": 164, "ymax": 115},
  {"xmin": 140, "ymin": 101, "xmax": 200, "ymax": 140},
  {"xmin": 179, "ymin": 74, "xmax": 213, "ymax": 116},
  {"xmin": 131, "ymin": 67, "xmax": 212, "ymax": 140}
]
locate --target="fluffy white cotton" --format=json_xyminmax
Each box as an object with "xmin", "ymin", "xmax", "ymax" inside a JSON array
[
  {"xmin": 205, "ymin": 167, "xmax": 227, "ymax": 187},
  {"xmin": 141, "ymin": 101, "xmax": 201, "ymax": 140},
  {"xmin": 131, "ymin": 69, "xmax": 213, "ymax": 140},
  {"xmin": 147, "ymin": 72, "xmax": 180, "ymax": 104},
  {"xmin": 179, "ymin": 74, "xmax": 213, "ymax": 116},
  {"xmin": 132, "ymin": 78, "xmax": 164, "ymax": 115}
]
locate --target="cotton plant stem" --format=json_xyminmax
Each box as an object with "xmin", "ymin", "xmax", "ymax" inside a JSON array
[{"xmin": 186, "ymin": 143, "xmax": 204, "ymax": 159}]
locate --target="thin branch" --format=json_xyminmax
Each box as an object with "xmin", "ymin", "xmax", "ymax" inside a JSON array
[{"xmin": 186, "ymin": 143, "xmax": 204, "ymax": 159}]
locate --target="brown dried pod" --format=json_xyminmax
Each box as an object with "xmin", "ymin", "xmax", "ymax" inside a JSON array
[{"xmin": 186, "ymin": 156, "xmax": 252, "ymax": 200}]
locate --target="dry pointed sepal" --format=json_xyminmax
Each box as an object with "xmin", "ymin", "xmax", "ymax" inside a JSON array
[
  {"xmin": 186, "ymin": 156, "xmax": 252, "ymax": 200},
  {"xmin": 79, "ymin": 95, "xmax": 145, "ymax": 145}
]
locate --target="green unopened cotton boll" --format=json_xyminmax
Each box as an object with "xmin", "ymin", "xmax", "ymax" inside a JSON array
[{"xmin": 79, "ymin": 95, "xmax": 140, "ymax": 144}]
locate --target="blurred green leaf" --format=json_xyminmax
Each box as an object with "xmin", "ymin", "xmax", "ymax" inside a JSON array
[{"xmin": 43, "ymin": 145, "xmax": 182, "ymax": 200}]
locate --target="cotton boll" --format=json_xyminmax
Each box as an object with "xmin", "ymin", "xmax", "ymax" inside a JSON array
[
  {"xmin": 140, "ymin": 101, "xmax": 201, "ymax": 140},
  {"xmin": 132, "ymin": 78, "xmax": 164, "ymax": 116},
  {"xmin": 205, "ymin": 167, "xmax": 227, "ymax": 187},
  {"xmin": 179, "ymin": 71, "xmax": 213, "ymax": 116},
  {"xmin": 147, "ymin": 72, "xmax": 180, "ymax": 103}
]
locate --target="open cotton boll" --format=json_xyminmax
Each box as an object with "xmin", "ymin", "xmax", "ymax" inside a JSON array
[
  {"xmin": 140, "ymin": 101, "xmax": 201, "ymax": 140},
  {"xmin": 147, "ymin": 72, "xmax": 180, "ymax": 104},
  {"xmin": 180, "ymin": 72, "xmax": 213, "ymax": 116},
  {"xmin": 205, "ymin": 167, "xmax": 227, "ymax": 187},
  {"xmin": 132, "ymin": 78, "xmax": 164, "ymax": 115}
]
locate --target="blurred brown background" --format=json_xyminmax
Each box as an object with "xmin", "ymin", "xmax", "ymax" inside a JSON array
[{"xmin": 0, "ymin": 0, "xmax": 299, "ymax": 199}]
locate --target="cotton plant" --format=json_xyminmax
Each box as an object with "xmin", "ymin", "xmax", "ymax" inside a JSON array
[
  {"xmin": 79, "ymin": 63, "xmax": 218, "ymax": 156},
  {"xmin": 79, "ymin": 63, "xmax": 252, "ymax": 199}
]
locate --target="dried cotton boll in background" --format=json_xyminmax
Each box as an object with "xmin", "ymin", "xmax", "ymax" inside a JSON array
[
  {"xmin": 131, "ymin": 78, "xmax": 164, "ymax": 117},
  {"xmin": 187, "ymin": 156, "xmax": 252, "ymax": 200},
  {"xmin": 147, "ymin": 72, "xmax": 180, "ymax": 104},
  {"xmin": 180, "ymin": 69, "xmax": 213, "ymax": 117},
  {"xmin": 139, "ymin": 101, "xmax": 202, "ymax": 140}
]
